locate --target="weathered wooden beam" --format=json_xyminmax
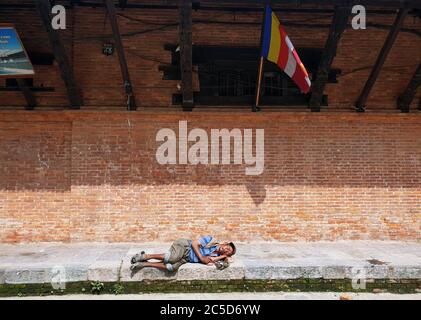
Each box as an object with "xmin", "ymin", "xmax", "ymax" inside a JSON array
[
  {"xmin": 16, "ymin": 79, "xmax": 36, "ymax": 110},
  {"xmin": 197, "ymin": 0, "xmax": 421, "ymax": 7},
  {"xmin": 179, "ymin": 0, "xmax": 194, "ymax": 111},
  {"xmin": 398, "ymin": 63, "xmax": 421, "ymax": 113},
  {"xmin": 35, "ymin": 0, "xmax": 82, "ymax": 109},
  {"xmin": 355, "ymin": 8, "xmax": 409, "ymax": 112},
  {"xmin": 69, "ymin": 0, "xmax": 421, "ymax": 10},
  {"xmin": 5, "ymin": 1, "xmax": 421, "ymax": 10},
  {"xmin": 104, "ymin": 0, "xmax": 136, "ymax": 111},
  {"xmin": 309, "ymin": 6, "xmax": 350, "ymax": 112},
  {"xmin": 118, "ymin": 0, "xmax": 128, "ymax": 9}
]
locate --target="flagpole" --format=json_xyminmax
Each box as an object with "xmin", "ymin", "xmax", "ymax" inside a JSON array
[
  {"xmin": 254, "ymin": 56, "xmax": 264, "ymax": 110},
  {"xmin": 253, "ymin": 1, "xmax": 268, "ymax": 112}
]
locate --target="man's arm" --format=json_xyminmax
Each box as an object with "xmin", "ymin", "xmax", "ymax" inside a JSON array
[
  {"xmin": 209, "ymin": 255, "xmax": 227, "ymax": 263},
  {"xmin": 191, "ymin": 239, "xmax": 212, "ymax": 264}
]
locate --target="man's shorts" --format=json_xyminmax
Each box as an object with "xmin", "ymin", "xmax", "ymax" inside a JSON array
[{"xmin": 164, "ymin": 239, "xmax": 191, "ymax": 272}]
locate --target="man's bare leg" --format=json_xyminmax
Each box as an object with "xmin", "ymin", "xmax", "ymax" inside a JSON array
[
  {"xmin": 131, "ymin": 252, "xmax": 165, "ymax": 264},
  {"xmin": 143, "ymin": 262, "xmax": 167, "ymax": 270},
  {"xmin": 131, "ymin": 261, "xmax": 167, "ymax": 272},
  {"xmin": 145, "ymin": 253, "xmax": 165, "ymax": 261}
]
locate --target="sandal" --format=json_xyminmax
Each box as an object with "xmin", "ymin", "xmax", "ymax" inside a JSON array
[{"xmin": 131, "ymin": 251, "xmax": 147, "ymax": 264}]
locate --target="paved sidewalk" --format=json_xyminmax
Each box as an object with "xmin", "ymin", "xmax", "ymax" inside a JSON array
[
  {"xmin": 0, "ymin": 241, "xmax": 420, "ymax": 284},
  {"xmin": 2, "ymin": 292, "xmax": 421, "ymax": 300}
]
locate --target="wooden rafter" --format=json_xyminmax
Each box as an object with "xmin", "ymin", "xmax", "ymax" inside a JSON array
[
  {"xmin": 398, "ymin": 63, "xmax": 421, "ymax": 112},
  {"xmin": 355, "ymin": 8, "xmax": 409, "ymax": 112},
  {"xmin": 196, "ymin": 0, "xmax": 421, "ymax": 7},
  {"xmin": 309, "ymin": 5, "xmax": 350, "ymax": 112},
  {"xmin": 68, "ymin": 0, "xmax": 421, "ymax": 9},
  {"xmin": 118, "ymin": 0, "xmax": 128, "ymax": 9},
  {"xmin": 104, "ymin": 0, "xmax": 136, "ymax": 111},
  {"xmin": 4, "ymin": 1, "xmax": 421, "ymax": 10},
  {"xmin": 179, "ymin": 0, "xmax": 194, "ymax": 111},
  {"xmin": 16, "ymin": 79, "xmax": 36, "ymax": 110},
  {"xmin": 35, "ymin": 0, "xmax": 82, "ymax": 109}
]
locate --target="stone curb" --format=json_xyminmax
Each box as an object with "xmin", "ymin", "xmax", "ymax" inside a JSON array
[{"xmin": 1, "ymin": 263, "xmax": 420, "ymax": 284}]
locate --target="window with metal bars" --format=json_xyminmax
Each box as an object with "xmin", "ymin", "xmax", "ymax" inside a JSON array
[
  {"xmin": 168, "ymin": 45, "xmax": 333, "ymax": 106},
  {"xmin": 193, "ymin": 46, "xmax": 317, "ymax": 106}
]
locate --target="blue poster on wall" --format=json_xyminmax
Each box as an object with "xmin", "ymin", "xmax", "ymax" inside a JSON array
[{"xmin": 0, "ymin": 27, "xmax": 34, "ymax": 77}]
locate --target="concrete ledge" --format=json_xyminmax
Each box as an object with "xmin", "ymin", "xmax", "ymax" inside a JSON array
[
  {"xmin": 0, "ymin": 242, "xmax": 419, "ymax": 290},
  {"xmin": 3, "ymin": 265, "xmax": 89, "ymax": 284},
  {"xmin": 1, "ymin": 279, "xmax": 420, "ymax": 297}
]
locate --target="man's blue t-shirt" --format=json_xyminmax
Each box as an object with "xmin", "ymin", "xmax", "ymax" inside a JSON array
[{"xmin": 189, "ymin": 235, "xmax": 219, "ymax": 263}]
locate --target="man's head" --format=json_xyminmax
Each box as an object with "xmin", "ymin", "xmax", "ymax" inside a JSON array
[{"xmin": 218, "ymin": 242, "xmax": 236, "ymax": 257}]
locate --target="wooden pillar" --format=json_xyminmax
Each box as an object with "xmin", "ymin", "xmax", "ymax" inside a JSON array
[
  {"xmin": 35, "ymin": 0, "xmax": 82, "ymax": 109},
  {"xmin": 179, "ymin": 0, "xmax": 194, "ymax": 111},
  {"xmin": 16, "ymin": 79, "xmax": 36, "ymax": 110},
  {"xmin": 398, "ymin": 63, "xmax": 421, "ymax": 113},
  {"xmin": 104, "ymin": 0, "xmax": 136, "ymax": 110},
  {"xmin": 355, "ymin": 8, "xmax": 409, "ymax": 112},
  {"xmin": 309, "ymin": 6, "xmax": 350, "ymax": 112}
]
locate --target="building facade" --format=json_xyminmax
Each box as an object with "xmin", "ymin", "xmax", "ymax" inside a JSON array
[{"xmin": 0, "ymin": 0, "xmax": 420, "ymax": 243}]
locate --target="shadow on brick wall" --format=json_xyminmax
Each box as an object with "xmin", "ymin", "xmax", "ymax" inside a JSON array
[{"xmin": 0, "ymin": 118, "xmax": 420, "ymax": 198}]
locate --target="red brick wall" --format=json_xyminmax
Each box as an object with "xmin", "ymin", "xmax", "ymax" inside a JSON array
[
  {"xmin": 0, "ymin": 111, "xmax": 420, "ymax": 243},
  {"xmin": 0, "ymin": 3, "xmax": 420, "ymax": 110},
  {"xmin": 0, "ymin": 3, "xmax": 420, "ymax": 243}
]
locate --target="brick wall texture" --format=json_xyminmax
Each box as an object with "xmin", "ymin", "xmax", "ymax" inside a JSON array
[
  {"xmin": 0, "ymin": 2, "xmax": 420, "ymax": 242},
  {"xmin": 0, "ymin": 111, "xmax": 420, "ymax": 243},
  {"xmin": 0, "ymin": 1, "xmax": 420, "ymax": 109}
]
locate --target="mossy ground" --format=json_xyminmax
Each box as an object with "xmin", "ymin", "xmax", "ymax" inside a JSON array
[{"xmin": 0, "ymin": 279, "xmax": 420, "ymax": 297}]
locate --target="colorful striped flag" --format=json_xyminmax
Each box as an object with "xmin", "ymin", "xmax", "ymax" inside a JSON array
[{"xmin": 261, "ymin": 6, "xmax": 311, "ymax": 94}]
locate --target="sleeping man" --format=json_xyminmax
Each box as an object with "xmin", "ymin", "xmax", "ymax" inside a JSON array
[{"xmin": 130, "ymin": 235, "xmax": 236, "ymax": 275}]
